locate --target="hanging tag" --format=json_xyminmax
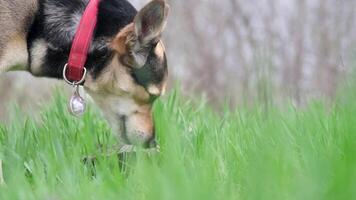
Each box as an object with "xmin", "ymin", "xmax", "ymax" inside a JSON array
[{"xmin": 69, "ymin": 85, "xmax": 86, "ymax": 117}]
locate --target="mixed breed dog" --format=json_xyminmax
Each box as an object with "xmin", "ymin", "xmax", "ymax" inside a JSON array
[{"xmin": 0, "ymin": 0, "xmax": 170, "ymax": 149}]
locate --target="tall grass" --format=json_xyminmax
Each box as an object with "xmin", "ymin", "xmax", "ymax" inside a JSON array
[{"xmin": 0, "ymin": 85, "xmax": 356, "ymax": 200}]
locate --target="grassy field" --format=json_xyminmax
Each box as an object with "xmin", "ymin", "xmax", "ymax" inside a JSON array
[{"xmin": 0, "ymin": 86, "xmax": 356, "ymax": 200}]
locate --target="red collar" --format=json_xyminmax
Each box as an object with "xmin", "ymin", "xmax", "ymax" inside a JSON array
[{"xmin": 64, "ymin": 0, "xmax": 101, "ymax": 84}]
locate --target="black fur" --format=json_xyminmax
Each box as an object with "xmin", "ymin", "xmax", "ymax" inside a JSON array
[
  {"xmin": 27, "ymin": 0, "xmax": 167, "ymax": 92},
  {"xmin": 131, "ymin": 43, "xmax": 167, "ymax": 88},
  {"xmin": 28, "ymin": 0, "xmax": 137, "ymax": 78}
]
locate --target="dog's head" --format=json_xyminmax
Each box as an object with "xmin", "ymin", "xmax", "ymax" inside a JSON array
[{"xmin": 84, "ymin": 0, "xmax": 169, "ymax": 148}]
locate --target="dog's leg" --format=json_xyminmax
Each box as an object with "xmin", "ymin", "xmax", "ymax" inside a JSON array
[{"xmin": 0, "ymin": 159, "xmax": 4, "ymax": 186}]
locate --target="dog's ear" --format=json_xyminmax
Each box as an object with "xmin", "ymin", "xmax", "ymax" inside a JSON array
[
  {"xmin": 134, "ymin": 0, "xmax": 169, "ymax": 44},
  {"xmin": 111, "ymin": 0, "xmax": 170, "ymax": 68},
  {"xmin": 130, "ymin": 0, "xmax": 169, "ymax": 67}
]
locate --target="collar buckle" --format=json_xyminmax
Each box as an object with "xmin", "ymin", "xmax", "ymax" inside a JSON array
[{"xmin": 63, "ymin": 63, "xmax": 87, "ymax": 86}]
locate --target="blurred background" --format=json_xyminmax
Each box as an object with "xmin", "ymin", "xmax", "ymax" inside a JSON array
[{"xmin": 1, "ymin": 0, "xmax": 356, "ymax": 121}]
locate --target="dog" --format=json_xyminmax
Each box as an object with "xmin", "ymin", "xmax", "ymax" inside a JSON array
[{"xmin": 0, "ymin": 0, "xmax": 170, "ymax": 148}]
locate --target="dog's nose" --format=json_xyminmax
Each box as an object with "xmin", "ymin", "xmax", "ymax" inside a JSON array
[{"xmin": 146, "ymin": 137, "xmax": 157, "ymax": 149}]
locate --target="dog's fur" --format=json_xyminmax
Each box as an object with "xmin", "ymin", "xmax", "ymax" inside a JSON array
[{"xmin": 0, "ymin": 0, "xmax": 169, "ymax": 148}]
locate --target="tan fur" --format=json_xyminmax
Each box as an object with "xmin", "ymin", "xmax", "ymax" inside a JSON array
[
  {"xmin": 112, "ymin": 24, "xmax": 135, "ymax": 55},
  {"xmin": 155, "ymin": 41, "xmax": 165, "ymax": 61},
  {"xmin": 126, "ymin": 107, "xmax": 154, "ymax": 143},
  {"xmin": 84, "ymin": 52, "xmax": 153, "ymax": 145},
  {"xmin": 0, "ymin": 34, "xmax": 28, "ymax": 72},
  {"xmin": 85, "ymin": 54, "xmax": 150, "ymax": 102},
  {"xmin": 0, "ymin": 0, "xmax": 39, "ymax": 73},
  {"xmin": 147, "ymin": 84, "xmax": 161, "ymax": 96}
]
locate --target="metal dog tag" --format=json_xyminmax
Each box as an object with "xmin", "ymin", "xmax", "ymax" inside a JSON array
[{"xmin": 69, "ymin": 85, "xmax": 86, "ymax": 117}]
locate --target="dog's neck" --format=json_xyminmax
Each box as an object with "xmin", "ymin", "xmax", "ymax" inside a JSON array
[{"xmin": 27, "ymin": 0, "xmax": 137, "ymax": 80}]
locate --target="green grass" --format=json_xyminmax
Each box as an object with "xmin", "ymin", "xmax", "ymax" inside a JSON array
[{"xmin": 1, "ymin": 87, "xmax": 356, "ymax": 200}]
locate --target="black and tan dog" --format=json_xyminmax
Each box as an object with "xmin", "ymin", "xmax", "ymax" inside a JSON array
[{"xmin": 0, "ymin": 0, "xmax": 170, "ymax": 148}]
